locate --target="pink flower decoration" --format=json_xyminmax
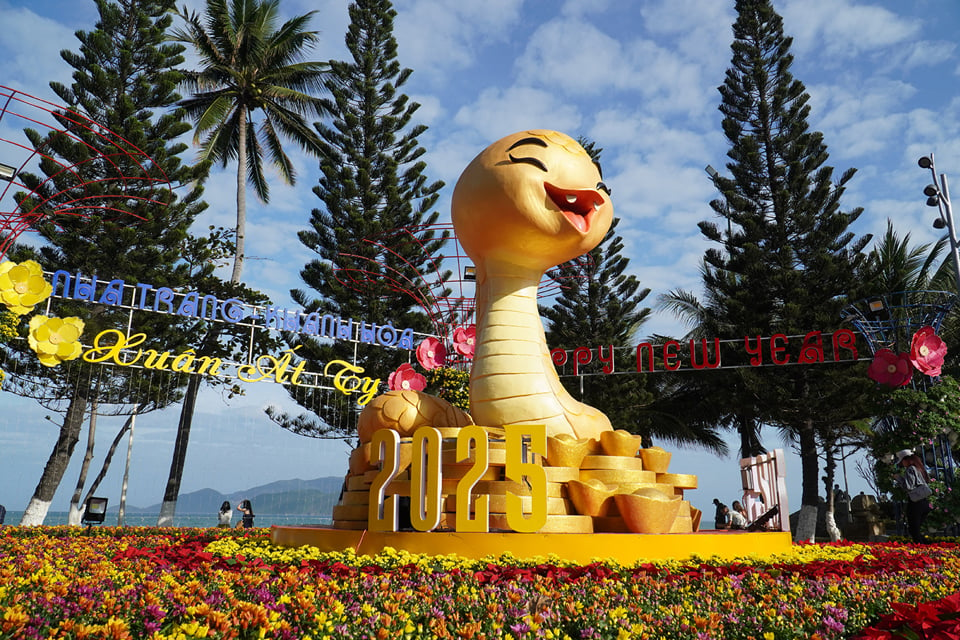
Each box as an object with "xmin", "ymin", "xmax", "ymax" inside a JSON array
[
  {"xmin": 867, "ymin": 348, "xmax": 913, "ymax": 387},
  {"xmin": 453, "ymin": 325, "xmax": 476, "ymax": 358},
  {"xmin": 416, "ymin": 337, "xmax": 446, "ymax": 370},
  {"xmin": 910, "ymin": 326, "xmax": 947, "ymax": 377},
  {"xmin": 388, "ymin": 362, "xmax": 427, "ymax": 392}
]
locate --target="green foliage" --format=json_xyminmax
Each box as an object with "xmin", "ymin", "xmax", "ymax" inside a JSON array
[
  {"xmin": 871, "ymin": 376, "xmax": 960, "ymax": 454},
  {"xmin": 425, "ymin": 366, "xmax": 469, "ymax": 413},
  {"xmin": 275, "ymin": 0, "xmax": 446, "ymax": 438},
  {"xmin": 172, "ymin": 0, "xmax": 330, "ymax": 281}
]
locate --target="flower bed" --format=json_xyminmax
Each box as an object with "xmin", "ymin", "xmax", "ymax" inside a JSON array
[{"xmin": 0, "ymin": 527, "xmax": 957, "ymax": 639}]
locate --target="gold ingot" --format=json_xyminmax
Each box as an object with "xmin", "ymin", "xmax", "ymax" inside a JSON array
[
  {"xmin": 474, "ymin": 480, "xmax": 566, "ymax": 498},
  {"xmin": 657, "ymin": 472, "xmax": 698, "ymax": 489},
  {"xmin": 593, "ymin": 515, "xmax": 630, "ymax": 533},
  {"xmin": 442, "ymin": 447, "xmax": 507, "ymax": 465},
  {"xmin": 669, "ymin": 514, "xmax": 693, "ymax": 533},
  {"xmin": 566, "ymin": 479, "xmax": 617, "ymax": 517},
  {"xmin": 544, "ymin": 466, "xmax": 580, "ymax": 483},
  {"xmin": 639, "ymin": 446, "xmax": 672, "ymax": 473},
  {"xmin": 445, "ymin": 494, "xmax": 572, "ymax": 515},
  {"xmin": 349, "ymin": 447, "xmax": 373, "ymax": 475},
  {"xmin": 546, "ymin": 434, "xmax": 594, "ymax": 468},
  {"xmin": 690, "ymin": 507, "xmax": 703, "ymax": 532},
  {"xmin": 332, "ymin": 504, "xmax": 369, "ymax": 522},
  {"xmin": 600, "ymin": 429, "xmax": 642, "ymax": 457},
  {"xmin": 363, "ymin": 469, "xmax": 382, "ymax": 484},
  {"xmin": 615, "ymin": 488, "xmax": 682, "ymax": 534},
  {"xmin": 616, "ymin": 482, "xmax": 676, "ymax": 498},
  {"xmin": 581, "ymin": 455, "xmax": 645, "ymax": 471},
  {"xmin": 489, "ymin": 513, "xmax": 593, "ymax": 533},
  {"xmin": 339, "ymin": 490, "xmax": 370, "ymax": 506},
  {"xmin": 580, "ymin": 468, "xmax": 656, "ymax": 485}
]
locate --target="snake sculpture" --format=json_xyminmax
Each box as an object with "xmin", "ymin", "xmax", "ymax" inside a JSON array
[{"xmin": 357, "ymin": 130, "xmax": 614, "ymax": 442}]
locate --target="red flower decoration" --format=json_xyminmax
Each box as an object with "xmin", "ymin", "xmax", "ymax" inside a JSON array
[
  {"xmin": 453, "ymin": 325, "xmax": 476, "ymax": 358},
  {"xmin": 388, "ymin": 362, "xmax": 426, "ymax": 391},
  {"xmin": 867, "ymin": 349, "xmax": 913, "ymax": 387},
  {"xmin": 416, "ymin": 337, "xmax": 446, "ymax": 370},
  {"xmin": 910, "ymin": 326, "xmax": 947, "ymax": 377}
]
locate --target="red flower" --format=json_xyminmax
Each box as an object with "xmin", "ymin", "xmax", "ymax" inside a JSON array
[
  {"xmin": 416, "ymin": 337, "xmax": 446, "ymax": 370},
  {"xmin": 453, "ymin": 325, "xmax": 476, "ymax": 358},
  {"xmin": 388, "ymin": 362, "xmax": 427, "ymax": 391},
  {"xmin": 910, "ymin": 326, "xmax": 947, "ymax": 377},
  {"xmin": 867, "ymin": 349, "xmax": 913, "ymax": 387}
]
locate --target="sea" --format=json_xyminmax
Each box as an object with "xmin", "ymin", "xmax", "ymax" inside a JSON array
[{"xmin": 2, "ymin": 511, "xmax": 332, "ymax": 528}]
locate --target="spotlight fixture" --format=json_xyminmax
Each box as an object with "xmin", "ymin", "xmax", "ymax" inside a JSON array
[
  {"xmin": 464, "ymin": 265, "xmax": 476, "ymax": 281},
  {"xmin": 918, "ymin": 155, "xmax": 934, "ymax": 170},
  {"xmin": 0, "ymin": 162, "xmax": 16, "ymax": 181}
]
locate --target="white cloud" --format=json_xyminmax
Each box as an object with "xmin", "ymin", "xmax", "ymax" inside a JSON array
[
  {"xmin": 0, "ymin": 7, "xmax": 76, "ymax": 98},
  {"xmin": 782, "ymin": 0, "xmax": 920, "ymax": 60},
  {"xmin": 393, "ymin": 0, "xmax": 524, "ymax": 78},
  {"xmin": 452, "ymin": 86, "xmax": 583, "ymax": 141}
]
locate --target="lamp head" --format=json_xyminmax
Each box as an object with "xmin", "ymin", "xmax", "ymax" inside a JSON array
[
  {"xmin": 919, "ymin": 156, "xmax": 934, "ymax": 169},
  {"xmin": 924, "ymin": 184, "xmax": 940, "ymax": 197},
  {"xmin": 927, "ymin": 195, "xmax": 941, "ymax": 207},
  {"xmin": 934, "ymin": 218, "xmax": 947, "ymax": 229},
  {"xmin": 0, "ymin": 163, "xmax": 15, "ymax": 181}
]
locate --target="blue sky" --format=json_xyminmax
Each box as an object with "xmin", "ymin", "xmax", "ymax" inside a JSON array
[{"xmin": 0, "ymin": 0, "xmax": 958, "ymax": 521}]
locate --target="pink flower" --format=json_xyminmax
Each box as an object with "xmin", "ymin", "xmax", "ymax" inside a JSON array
[
  {"xmin": 867, "ymin": 349, "xmax": 913, "ymax": 387},
  {"xmin": 416, "ymin": 337, "xmax": 446, "ymax": 370},
  {"xmin": 453, "ymin": 325, "xmax": 476, "ymax": 358},
  {"xmin": 388, "ymin": 362, "xmax": 427, "ymax": 391},
  {"xmin": 910, "ymin": 326, "xmax": 947, "ymax": 377}
]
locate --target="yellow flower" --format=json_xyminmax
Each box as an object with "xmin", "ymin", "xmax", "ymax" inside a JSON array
[
  {"xmin": 28, "ymin": 315, "xmax": 84, "ymax": 367},
  {"xmin": 0, "ymin": 260, "xmax": 52, "ymax": 315}
]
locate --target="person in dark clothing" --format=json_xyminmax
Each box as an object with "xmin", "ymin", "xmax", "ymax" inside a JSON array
[
  {"xmin": 235, "ymin": 499, "xmax": 255, "ymax": 529},
  {"xmin": 895, "ymin": 449, "xmax": 932, "ymax": 543},
  {"xmin": 713, "ymin": 498, "xmax": 729, "ymax": 530}
]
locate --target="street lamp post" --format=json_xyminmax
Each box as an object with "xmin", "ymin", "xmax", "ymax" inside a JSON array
[{"xmin": 919, "ymin": 153, "xmax": 960, "ymax": 293}]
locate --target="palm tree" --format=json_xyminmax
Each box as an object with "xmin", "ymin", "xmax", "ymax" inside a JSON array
[{"xmin": 171, "ymin": 0, "xmax": 330, "ymax": 282}]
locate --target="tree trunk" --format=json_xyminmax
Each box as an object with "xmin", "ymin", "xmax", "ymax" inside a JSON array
[
  {"xmin": 118, "ymin": 409, "xmax": 138, "ymax": 526},
  {"xmin": 823, "ymin": 441, "xmax": 842, "ymax": 542},
  {"xmin": 794, "ymin": 418, "xmax": 820, "ymax": 542},
  {"xmin": 20, "ymin": 390, "xmax": 88, "ymax": 526},
  {"xmin": 158, "ymin": 373, "xmax": 199, "ymax": 526},
  {"xmin": 67, "ymin": 401, "xmax": 98, "ymax": 526},
  {"xmin": 231, "ymin": 103, "xmax": 248, "ymax": 283},
  {"xmin": 81, "ymin": 406, "xmax": 143, "ymax": 522}
]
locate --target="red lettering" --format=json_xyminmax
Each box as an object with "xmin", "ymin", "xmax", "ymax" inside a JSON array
[
  {"xmin": 798, "ymin": 331, "xmax": 824, "ymax": 364},
  {"xmin": 573, "ymin": 346, "xmax": 592, "ymax": 376},
  {"xmin": 550, "ymin": 348, "xmax": 567, "ymax": 367},
  {"xmin": 771, "ymin": 334, "xmax": 789, "ymax": 365},
  {"xmin": 689, "ymin": 338, "xmax": 721, "ymax": 369},
  {"xmin": 597, "ymin": 345, "xmax": 615, "ymax": 374},
  {"xmin": 663, "ymin": 340, "xmax": 681, "ymax": 371},
  {"xmin": 744, "ymin": 335, "xmax": 763, "ymax": 366},
  {"xmin": 636, "ymin": 343, "xmax": 654, "ymax": 372},
  {"xmin": 832, "ymin": 329, "xmax": 858, "ymax": 361}
]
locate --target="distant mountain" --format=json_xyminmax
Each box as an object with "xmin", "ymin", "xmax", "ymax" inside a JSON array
[{"xmin": 115, "ymin": 476, "xmax": 345, "ymax": 515}]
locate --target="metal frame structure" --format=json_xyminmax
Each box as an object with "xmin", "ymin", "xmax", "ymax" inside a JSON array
[{"xmin": 0, "ymin": 85, "xmax": 172, "ymax": 259}]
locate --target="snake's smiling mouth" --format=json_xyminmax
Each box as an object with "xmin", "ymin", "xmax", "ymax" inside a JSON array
[{"xmin": 543, "ymin": 181, "xmax": 604, "ymax": 233}]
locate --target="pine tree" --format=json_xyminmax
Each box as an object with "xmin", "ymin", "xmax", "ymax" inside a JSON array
[
  {"xmin": 270, "ymin": 0, "xmax": 446, "ymax": 438},
  {"xmin": 4, "ymin": 0, "xmax": 220, "ymax": 525},
  {"xmin": 701, "ymin": 0, "xmax": 872, "ymax": 539}
]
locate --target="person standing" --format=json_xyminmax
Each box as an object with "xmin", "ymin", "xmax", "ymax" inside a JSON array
[
  {"xmin": 236, "ymin": 499, "xmax": 255, "ymax": 529},
  {"xmin": 217, "ymin": 501, "xmax": 232, "ymax": 528},
  {"xmin": 713, "ymin": 498, "xmax": 730, "ymax": 529},
  {"xmin": 895, "ymin": 449, "xmax": 932, "ymax": 543}
]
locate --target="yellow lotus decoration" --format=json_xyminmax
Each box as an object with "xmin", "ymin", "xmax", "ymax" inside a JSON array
[
  {"xmin": 0, "ymin": 260, "xmax": 53, "ymax": 315},
  {"xmin": 28, "ymin": 315, "xmax": 84, "ymax": 367}
]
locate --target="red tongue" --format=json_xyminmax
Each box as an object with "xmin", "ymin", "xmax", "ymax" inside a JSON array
[{"xmin": 543, "ymin": 182, "xmax": 601, "ymax": 233}]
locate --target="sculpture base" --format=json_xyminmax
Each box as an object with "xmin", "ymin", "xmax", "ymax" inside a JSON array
[{"xmin": 271, "ymin": 526, "xmax": 792, "ymax": 563}]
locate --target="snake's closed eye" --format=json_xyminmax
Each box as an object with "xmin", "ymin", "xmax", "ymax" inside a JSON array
[{"xmin": 597, "ymin": 182, "xmax": 611, "ymax": 196}]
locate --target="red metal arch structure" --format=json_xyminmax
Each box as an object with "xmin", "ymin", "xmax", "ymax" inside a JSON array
[
  {"xmin": 334, "ymin": 222, "xmax": 591, "ymax": 353},
  {"xmin": 0, "ymin": 85, "xmax": 172, "ymax": 259}
]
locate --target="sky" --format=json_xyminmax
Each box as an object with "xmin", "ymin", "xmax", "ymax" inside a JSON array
[{"xmin": 0, "ymin": 0, "xmax": 958, "ymax": 524}]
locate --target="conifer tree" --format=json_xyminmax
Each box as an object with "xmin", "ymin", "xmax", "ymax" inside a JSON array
[
  {"xmin": 701, "ymin": 0, "xmax": 871, "ymax": 539},
  {"xmin": 270, "ymin": 0, "xmax": 446, "ymax": 437},
  {"xmin": 4, "ymin": 0, "xmax": 222, "ymax": 525}
]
